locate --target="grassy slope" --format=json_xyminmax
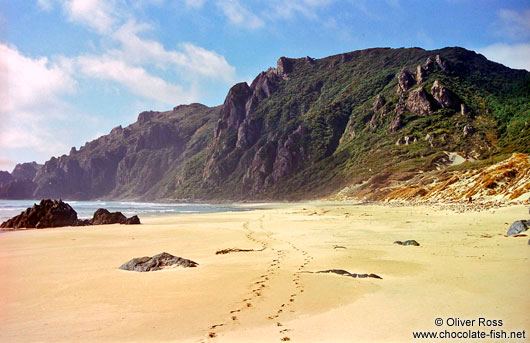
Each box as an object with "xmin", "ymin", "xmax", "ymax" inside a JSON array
[{"xmin": 166, "ymin": 47, "xmax": 529, "ymax": 201}]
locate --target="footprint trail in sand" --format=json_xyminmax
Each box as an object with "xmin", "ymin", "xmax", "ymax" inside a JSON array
[{"xmin": 203, "ymin": 216, "xmax": 314, "ymax": 342}]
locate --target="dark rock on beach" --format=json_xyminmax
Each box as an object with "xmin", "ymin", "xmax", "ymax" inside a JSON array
[
  {"xmin": 313, "ymin": 269, "xmax": 383, "ymax": 279},
  {"xmin": 90, "ymin": 208, "xmax": 140, "ymax": 225},
  {"xmin": 506, "ymin": 220, "xmax": 529, "ymax": 236},
  {"xmin": 394, "ymin": 240, "xmax": 420, "ymax": 246},
  {"xmin": 125, "ymin": 215, "xmax": 141, "ymax": 225},
  {"xmin": 119, "ymin": 252, "xmax": 198, "ymax": 272},
  {"xmin": 0, "ymin": 199, "xmax": 141, "ymax": 229},
  {"xmin": 0, "ymin": 199, "xmax": 80, "ymax": 229}
]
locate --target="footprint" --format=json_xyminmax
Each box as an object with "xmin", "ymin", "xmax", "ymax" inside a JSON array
[
  {"xmin": 231, "ymin": 316, "xmax": 237, "ymax": 321},
  {"xmin": 208, "ymin": 332, "xmax": 216, "ymax": 338},
  {"xmin": 280, "ymin": 337, "xmax": 291, "ymax": 341},
  {"xmin": 277, "ymin": 322, "xmax": 283, "ymax": 326}
]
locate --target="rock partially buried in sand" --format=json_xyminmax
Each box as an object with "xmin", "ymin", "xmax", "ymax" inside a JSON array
[
  {"xmin": 216, "ymin": 248, "xmax": 263, "ymax": 255},
  {"xmin": 394, "ymin": 240, "xmax": 420, "ymax": 246},
  {"xmin": 119, "ymin": 252, "xmax": 198, "ymax": 272},
  {"xmin": 506, "ymin": 220, "xmax": 529, "ymax": 236},
  {"xmin": 303, "ymin": 269, "xmax": 382, "ymax": 279}
]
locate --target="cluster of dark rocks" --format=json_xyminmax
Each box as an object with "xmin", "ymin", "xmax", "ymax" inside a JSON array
[{"xmin": 0, "ymin": 199, "xmax": 140, "ymax": 229}]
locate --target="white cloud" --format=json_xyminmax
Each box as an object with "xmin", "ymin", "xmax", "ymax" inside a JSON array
[
  {"xmin": 497, "ymin": 9, "xmax": 530, "ymax": 41},
  {"xmin": 217, "ymin": 0, "xmax": 265, "ymax": 29},
  {"xmin": 77, "ymin": 55, "xmax": 197, "ymax": 105},
  {"xmin": 0, "ymin": 44, "xmax": 76, "ymax": 116},
  {"xmin": 266, "ymin": 0, "xmax": 333, "ymax": 22},
  {"xmin": 477, "ymin": 43, "xmax": 530, "ymax": 71},
  {"xmin": 179, "ymin": 43, "xmax": 236, "ymax": 81},
  {"xmin": 62, "ymin": 0, "xmax": 120, "ymax": 33},
  {"xmin": 0, "ymin": 44, "xmax": 75, "ymax": 164},
  {"xmin": 111, "ymin": 20, "xmax": 236, "ymax": 82}
]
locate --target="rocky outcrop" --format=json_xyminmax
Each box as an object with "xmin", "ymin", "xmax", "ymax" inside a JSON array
[
  {"xmin": 431, "ymin": 80, "xmax": 459, "ymax": 109},
  {"xmin": 0, "ymin": 162, "xmax": 42, "ymax": 200},
  {"xmin": 243, "ymin": 125, "xmax": 307, "ymax": 193},
  {"xmin": 414, "ymin": 54, "xmax": 450, "ymax": 86},
  {"xmin": 0, "ymin": 199, "xmax": 82, "ymax": 229},
  {"xmin": 424, "ymin": 134, "xmax": 434, "ymax": 147},
  {"xmin": 424, "ymin": 54, "xmax": 448, "ymax": 72},
  {"xmin": 369, "ymin": 95, "xmax": 387, "ymax": 129},
  {"xmin": 204, "ymin": 60, "xmax": 287, "ymax": 185},
  {"xmin": 203, "ymin": 83, "xmax": 253, "ymax": 183},
  {"xmin": 461, "ymin": 103, "xmax": 468, "ymax": 116},
  {"xmin": 0, "ymin": 171, "xmax": 12, "ymax": 184},
  {"xmin": 390, "ymin": 114, "xmax": 403, "ymax": 132},
  {"xmin": 0, "ymin": 200, "xmax": 141, "ymax": 229},
  {"xmin": 407, "ymin": 87, "xmax": 433, "ymax": 116},
  {"xmin": 271, "ymin": 125, "xmax": 307, "ymax": 182},
  {"xmin": 276, "ymin": 57, "xmax": 294, "ymax": 79},
  {"xmin": 463, "ymin": 124, "xmax": 474, "ymax": 136},
  {"xmin": 90, "ymin": 208, "xmax": 140, "ymax": 225},
  {"xmin": 119, "ymin": 252, "xmax": 198, "ymax": 272},
  {"xmin": 217, "ymin": 83, "xmax": 252, "ymax": 133},
  {"xmin": 416, "ymin": 65, "xmax": 425, "ymax": 84},
  {"xmin": 11, "ymin": 162, "xmax": 42, "ymax": 180},
  {"xmin": 373, "ymin": 94, "xmax": 385, "ymax": 112},
  {"xmin": 0, "ymin": 178, "xmax": 36, "ymax": 199},
  {"xmin": 137, "ymin": 111, "xmax": 158, "ymax": 125},
  {"xmin": 397, "ymin": 69, "xmax": 416, "ymax": 94}
]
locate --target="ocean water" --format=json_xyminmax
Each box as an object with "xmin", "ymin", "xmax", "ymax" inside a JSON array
[{"xmin": 0, "ymin": 200, "xmax": 251, "ymax": 223}]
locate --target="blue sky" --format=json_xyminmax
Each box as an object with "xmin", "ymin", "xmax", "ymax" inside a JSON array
[{"xmin": 1, "ymin": 0, "xmax": 529, "ymax": 171}]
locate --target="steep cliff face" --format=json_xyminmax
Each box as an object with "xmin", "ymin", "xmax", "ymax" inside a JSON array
[
  {"xmin": 1, "ymin": 47, "xmax": 529, "ymax": 201},
  {"xmin": 26, "ymin": 103, "xmax": 219, "ymax": 200},
  {"xmin": 0, "ymin": 163, "xmax": 41, "ymax": 199}
]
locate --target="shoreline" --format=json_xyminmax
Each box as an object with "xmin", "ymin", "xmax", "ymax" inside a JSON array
[
  {"xmin": 2, "ymin": 198, "xmax": 527, "ymax": 233},
  {"xmin": 1, "ymin": 202, "xmax": 528, "ymax": 342}
]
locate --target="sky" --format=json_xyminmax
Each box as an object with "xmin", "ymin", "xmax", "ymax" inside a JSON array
[{"xmin": 0, "ymin": 0, "xmax": 529, "ymax": 172}]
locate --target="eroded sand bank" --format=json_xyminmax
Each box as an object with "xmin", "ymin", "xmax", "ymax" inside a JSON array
[{"xmin": 1, "ymin": 203, "xmax": 529, "ymax": 342}]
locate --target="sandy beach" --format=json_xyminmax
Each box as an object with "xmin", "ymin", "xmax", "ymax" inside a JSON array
[{"xmin": 1, "ymin": 202, "xmax": 529, "ymax": 342}]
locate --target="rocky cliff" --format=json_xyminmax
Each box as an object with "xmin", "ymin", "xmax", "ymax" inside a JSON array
[{"xmin": 1, "ymin": 47, "xmax": 529, "ymax": 201}]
